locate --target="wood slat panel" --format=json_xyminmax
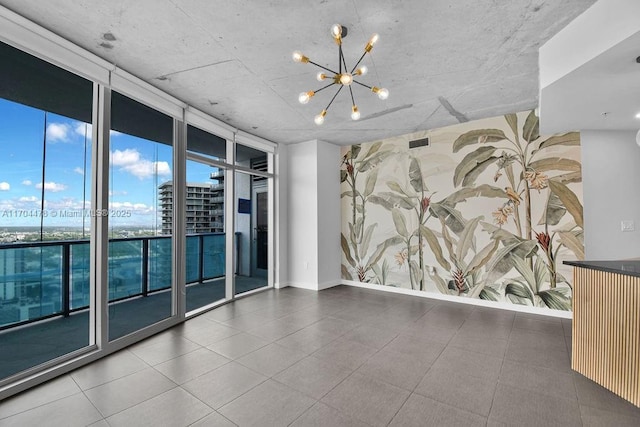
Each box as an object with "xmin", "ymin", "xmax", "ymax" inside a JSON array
[{"xmin": 572, "ymin": 267, "xmax": 640, "ymax": 407}]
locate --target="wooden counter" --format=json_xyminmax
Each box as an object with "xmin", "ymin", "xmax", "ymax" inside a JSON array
[{"xmin": 565, "ymin": 260, "xmax": 640, "ymax": 407}]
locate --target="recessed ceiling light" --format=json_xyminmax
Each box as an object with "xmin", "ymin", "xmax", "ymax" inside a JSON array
[{"xmin": 635, "ymin": 112, "xmax": 640, "ymax": 119}]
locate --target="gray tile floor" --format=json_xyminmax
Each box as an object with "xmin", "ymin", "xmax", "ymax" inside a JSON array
[{"xmin": 2, "ymin": 285, "xmax": 640, "ymax": 426}]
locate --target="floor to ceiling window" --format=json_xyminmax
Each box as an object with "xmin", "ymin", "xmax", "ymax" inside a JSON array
[
  {"xmin": 234, "ymin": 144, "xmax": 271, "ymax": 295},
  {"xmin": 185, "ymin": 125, "xmax": 228, "ymax": 313},
  {"xmin": 0, "ymin": 41, "xmax": 94, "ymax": 382},
  {"xmin": 107, "ymin": 92, "xmax": 174, "ymax": 341},
  {"xmin": 0, "ymin": 15, "xmax": 276, "ymax": 398}
]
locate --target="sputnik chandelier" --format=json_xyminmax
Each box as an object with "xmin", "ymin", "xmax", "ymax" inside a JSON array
[{"xmin": 292, "ymin": 24, "xmax": 388, "ymax": 125}]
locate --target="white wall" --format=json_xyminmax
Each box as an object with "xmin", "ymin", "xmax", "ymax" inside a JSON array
[
  {"xmin": 286, "ymin": 139, "xmax": 341, "ymax": 290},
  {"xmin": 275, "ymin": 144, "xmax": 288, "ymax": 287},
  {"xmin": 287, "ymin": 140, "xmax": 319, "ymax": 288},
  {"xmin": 582, "ymin": 130, "xmax": 640, "ymax": 259},
  {"xmin": 539, "ymin": 0, "xmax": 640, "ymax": 88},
  {"xmin": 316, "ymin": 140, "xmax": 341, "ymax": 288}
]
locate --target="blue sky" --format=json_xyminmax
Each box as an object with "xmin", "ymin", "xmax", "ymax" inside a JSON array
[{"xmin": 0, "ymin": 98, "xmax": 215, "ymax": 228}]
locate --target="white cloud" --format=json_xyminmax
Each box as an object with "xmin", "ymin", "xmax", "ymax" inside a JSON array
[
  {"xmin": 46, "ymin": 123, "xmax": 72, "ymax": 143},
  {"xmin": 73, "ymin": 122, "xmax": 121, "ymax": 139},
  {"xmin": 109, "ymin": 190, "xmax": 128, "ymax": 196},
  {"xmin": 36, "ymin": 182, "xmax": 67, "ymax": 192},
  {"xmin": 18, "ymin": 196, "xmax": 38, "ymax": 203},
  {"xmin": 0, "ymin": 182, "xmax": 10, "ymax": 191},
  {"xmin": 74, "ymin": 122, "xmax": 91, "ymax": 139},
  {"xmin": 110, "ymin": 148, "xmax": 171, "ymax": 179},
  {"xmin": 111, "ymin": 148, "xmax": 140, "ymax": 166},
  {"xmin": 74, "ymin": 167, "xmax": 85, "ymax": 175},
  {"xmin": 22, "ymin": 180, "xmax": 32, "ymax": 186},
  {"xmin": 109, "ymin": 201, "xmax": 154, "ymax": 214},
  {"xmin": 123, "ymin": 161, "xmax": 171, "ymax": 179}
]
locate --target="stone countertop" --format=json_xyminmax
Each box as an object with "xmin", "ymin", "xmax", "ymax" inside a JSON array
[{"xmin": 564, "ymin": 260, "xmax": 640, "ymax": 278}]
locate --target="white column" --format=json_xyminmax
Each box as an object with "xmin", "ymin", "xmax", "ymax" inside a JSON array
[{"xmin": 287, "ymin": 140, "xmax": 340, "ymax": 290}]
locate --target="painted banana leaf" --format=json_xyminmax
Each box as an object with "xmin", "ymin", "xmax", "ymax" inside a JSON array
[
  {"xmin": 453, "ymin": 129, "xmax": 508, "ymax": 153},
  {"xmin": 479, "ymin": 285, "xmax": 500, "ymax": 301},
  {"xmin": 391, "ymin": 209, "xmax": 409, "ymax": 238},
  {"xmin": 522, "ymin": 110, "xmax": 540, "ymax": 143},
  {"xmin": 453, "ymin": 146, "xmax": 498, "ymax": 187},
  {"xmin": 429, "ymin": 202, "xmax": 467, "ymax": 235},
  {"xmin": 419, "ymin": 225, "xmax": 451, "ymax": 271},
  {"xmin": 538, "ymin": 288, "xmax": 571, "ymax": 311},
  {"xmin": 371, "ymin": 259, "xmax": 390, "ymax": 286},
  {"xmin": 505, "ymin": 280, "xmax": 535, "ymax": 305},
  {"xmin": 558, "ymin": 230, "xmax": 585, "ymax": 260},
  {"xmin": 342, "ymin": 145, "xmax": 361, "ymax": 162},
  {"xmin": 455, "ymin": 216, "xmax": 483, "ymax": 261},
  {"xmin": 364, "ymin": 236, "xmax": 404, "ymax": 272},
  {"xmin": 409, "ymin": 157, "xmax": 428, "ymax": 192},
  {"xmin": 363, "ymin": 169, "xmax": 379, "ymax": 198},
  {"xmin": 536, "ymin": 132, "xmax": 580, "ymax": 151},
  {"xmin": 539, "ymin": 191, "xmax": 566, "ymax": 226},
  {"xmin": 465, "ymin": 239, "xmax": 499, "ymax": 276},
  {"xmin": 484, "ymin": 239, "xmax": 538, "ymax": 285},
  {"xmin": 341, "ymin": 264, "xmax": 353, "ymax": 280},
  {"xmin": 548, "ymin": 180, "xmax": 583, "ymax": 228},
  {"xmin": 369, "ymin": 192, "xmax": 414, "ymax": 210},
  {"xmin": 552, "ymin": 171, "xmax": 583, "ymax": 184},
  {"xmin": 444, "ymin": 184, "xmax": 508, "ymax": 205},
  {"xmin": 528, "ymin": 158, "xmax": 581, "ymax": 174},
  {"xmin": 428, "ymin": 269, "xmax": 452, "ymax": 295}
]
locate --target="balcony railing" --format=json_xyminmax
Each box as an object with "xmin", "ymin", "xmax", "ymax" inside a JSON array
[{"xmin": 0, "ymin": 232, "xmax": 236, "ymax": 330}]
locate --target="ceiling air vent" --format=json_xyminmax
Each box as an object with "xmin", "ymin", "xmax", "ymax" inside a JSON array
[{"xmin": 409, "ymin": 137, "xmax": 430, "ymax": 149}]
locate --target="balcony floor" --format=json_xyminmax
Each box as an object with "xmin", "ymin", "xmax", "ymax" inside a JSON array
[
  {"xmin": 2, "ymin": 285, "xmax": 640, "ymax": 425},
  {"xmin": 0, "ymin": 275, "xmax": 266, "ymax": 380}
]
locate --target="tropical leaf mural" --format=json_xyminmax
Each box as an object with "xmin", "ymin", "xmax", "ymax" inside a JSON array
[{"xmin": 340, "ymin": 110, "xmax": 583, "ymax": 312}]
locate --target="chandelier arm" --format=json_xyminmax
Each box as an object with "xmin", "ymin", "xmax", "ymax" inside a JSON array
[
  {"xmin": 338, "ymin": 44, "xmax": 343, "ymax": 74},
  {"xmin": 308, "ymin": 60, "xmax": 339, "ymax": 75},
  {"xmin": 324, "ymin": 85, "xmax": 345, "ymax": 112},
  {"xmin": 340, "ymin": 47, "xmax": 349, "ymax": 75},
  {"xmin": 348, "ymin": 85, "xmax": 356, "ymax": 106},
  {"xmin": 350, "ymin": 51, "xmax": 368, "ymax": 74},
  {"xmin": 314, "ymin": 82, "xmax": 336, "ymax": 94},
  {"xmin": 353, "ymin": 80, "xmax": 372, "ymax": 90}
]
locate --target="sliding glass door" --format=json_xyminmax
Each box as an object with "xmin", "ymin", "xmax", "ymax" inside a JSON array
[
  {"xmin": 185, "ymin": 125, "xmax": 228, "ymax": 313},
  {"xmin": 234, "ymin": 144, "xmax": 271, "ymax": 295},
  {"xmin": 0, "ymin": 41, "xmax": 94, "ymax": 382},
  {"xmin": 107, "ymin": 92, "xmax": 174, "ymax": 341}
]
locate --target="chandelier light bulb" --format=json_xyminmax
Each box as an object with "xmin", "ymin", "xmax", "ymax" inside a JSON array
[
  {"xmin": 331, "ymin": 24, "xmax": 342, "ymax": 39},
  {"xmin": 371, "ymin": 86, "xmax": 389, "ymax": 100},
  {"xmin": 340, "ymin": 73, "xmax": 353, "ymax": 86},
  {"xmin": 351, "ymin": 106, "xmax": 361, "ymax": 121},
  {"xmin": 355, "ymin": 66, "xmax": 368, "ymax": 76},
  {"xmin": 314, "ymin": 110, "xmax": 327, "ymax": 125},
  {"xmin": 292, "ymin": 51, "xmax": 309, "ymax": 63},
  {"xmin": 365, "ymin": 33, "xmax": 379, "ymax": 52},
  {"xmin": 316, "ymin": 72, "xmax": 327, "ymax": 81},
  {"xmin": 298, "ymin": 91, "xmax": 314, "ymax": 104}
]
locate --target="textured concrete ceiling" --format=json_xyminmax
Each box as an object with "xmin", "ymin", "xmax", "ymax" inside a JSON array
[{"xmin": 0, "ymin": 0, "xmax": 597, "ymax": 145}]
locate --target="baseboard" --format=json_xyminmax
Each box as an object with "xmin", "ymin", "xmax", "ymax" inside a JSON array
[
  {"xmin": 341, "ymin": 279, "xmax": 572, "ymax": 319},
  {"xmin": 317, "ymin": 280, "xmax": 340, "ymax": 291},
  {"xmin": 287, "ymin": 280, "xmax": 340, "ymax": 291},
  {"xmin": 274, "ymin": 281, "xmax": 290, "ymax": 289}
]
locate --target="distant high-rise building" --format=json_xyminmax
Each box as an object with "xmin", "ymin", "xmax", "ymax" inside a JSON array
[{"xmin": 158, "ymin": 173, "xmax": 224, "ymax": 235}]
